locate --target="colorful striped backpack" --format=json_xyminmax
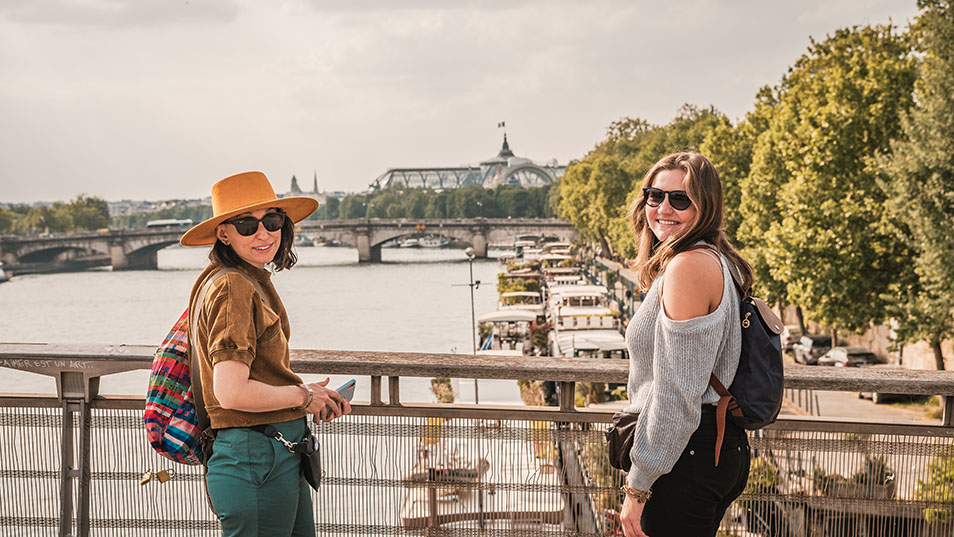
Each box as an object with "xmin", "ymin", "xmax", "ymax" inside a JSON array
[
  {"xmin": 144, "ymin": 268, "xmax": 262, "ymax": 465},
  {"xmin": 144, "ymin": 307, "xmax": 203, "ymax": 465}
]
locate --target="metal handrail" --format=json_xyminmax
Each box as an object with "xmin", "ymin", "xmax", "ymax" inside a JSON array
[
  {"xmin": 3, "ymin": 342, "xmax": 954, "ymax": 393},
  {"xmin": 2, "ymin": 343, "xmax": 954, "ymax": 537}
]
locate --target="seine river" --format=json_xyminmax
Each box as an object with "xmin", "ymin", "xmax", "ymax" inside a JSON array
[{"xmin": 0, "ymin": 246, "xmax": 519, "ymax": 403}]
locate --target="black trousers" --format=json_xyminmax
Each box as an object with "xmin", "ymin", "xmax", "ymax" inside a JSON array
[{"xmin": 641, "ymin": 406, "xmax": 751, "ymax": 537}]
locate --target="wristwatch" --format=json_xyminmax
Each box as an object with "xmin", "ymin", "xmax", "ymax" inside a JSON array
[
  {"xmin": 620, "ymin": 485, "xmax": 652, "ymax": 503},
  {"xmin": 294, "ymin": 384, "xmax": 314, "ymax": 411}
]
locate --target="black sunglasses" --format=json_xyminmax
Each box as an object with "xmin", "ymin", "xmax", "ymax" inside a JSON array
[
  {"xmin": 225, "ymin": 212, "xmax": 286, "ymax": 236},
  {"xmin": 642, "ymin": 187, "xmax": 692, "ymax": 211}
]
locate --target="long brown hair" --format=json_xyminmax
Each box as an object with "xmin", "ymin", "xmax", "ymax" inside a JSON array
[
  {"xmin": 629, "ymin": 152, "xmax": 753, "ymax": 293},
  {"xmin": 209, "ymin": 210, "xmax": 298, "ymax": 271}
]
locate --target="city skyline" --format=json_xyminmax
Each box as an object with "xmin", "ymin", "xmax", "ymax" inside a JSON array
[{"xmin": 0, "ymin": 0, "xmax": 921, "ymax": 203}]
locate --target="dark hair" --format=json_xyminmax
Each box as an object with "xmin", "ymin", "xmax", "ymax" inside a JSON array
[
  {"xmin": 209, "ymin": 210, "xmax": 298, "ymax": 271},
  {"xmin": 629, "ymin": 152, "xmax": 753, "ymax": 293}
]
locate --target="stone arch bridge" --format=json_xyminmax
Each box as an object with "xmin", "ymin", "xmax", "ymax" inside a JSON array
[
  {"xmin": 0, "ymin": 219, "xmax": 578, "ymax": 272},
  {"xmin": 299, "ymin": 218, "xmax": 577, "ymax": 262},
  {"xmin": 0, "ymin": 228, "xmax": 186, "ymax": 274}
]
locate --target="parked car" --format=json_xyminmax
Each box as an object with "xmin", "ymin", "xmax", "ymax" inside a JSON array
[
  {"xmin": 792, "ymin": 335, "xmax": 832, "ymax": 365},
  {"xmin": 817, "ymin": 346, "xmax": 882, "ymax": 367},
  {"xmin": 781, "ymin": 325, "xmax": 803, "ymax": 354},
  {"xmin": 858, "ymin": 390, "xmax": 914, "ymax": 404}
]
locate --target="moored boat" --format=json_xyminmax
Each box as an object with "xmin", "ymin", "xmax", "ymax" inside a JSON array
[
  {"xmin": 498, "ymin": 291, "xmax": 545, "ymax": 318},
  {"xmin": 477, "ymin": 309, "xmax": 536, "ymax": 351},
  {"xmin": 419, "ymin": 236, "xmax": 451, "ymax": 248},
  {"xmin": 294, "ymin": 235, "xmax": 314, "ymax": 247},
  {"xmin": 546, "ymin": 284, "xmax": 627, "ymax": 359}
]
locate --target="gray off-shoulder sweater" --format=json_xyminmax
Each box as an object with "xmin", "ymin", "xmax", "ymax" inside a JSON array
[{"xmin": 622, "ymin": 247, "xmax": 741, "ymax": 491}]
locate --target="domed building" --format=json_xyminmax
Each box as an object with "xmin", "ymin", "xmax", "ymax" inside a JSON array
[{"xmin": 368, "ymin": 135, "xmax": 565, "ymax": 192}]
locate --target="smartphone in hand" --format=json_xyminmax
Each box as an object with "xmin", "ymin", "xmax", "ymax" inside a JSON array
[{"xmin": 320, "ymin": 379, "xmax": 355, "ymax": 420}]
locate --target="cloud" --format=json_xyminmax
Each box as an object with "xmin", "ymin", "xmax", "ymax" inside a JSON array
[
  {"xmin": 0, "ymin": 0, "xmax": 239, "ymax": 29},
  {"xmin": 0, "ymin": 0, "xmax": 924, "ymax": 202}
]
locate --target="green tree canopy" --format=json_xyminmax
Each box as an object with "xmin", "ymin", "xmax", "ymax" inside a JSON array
[
  {"xmin": 879, "ymin": 0, "xmax": 954, "ymax": 369},
  {"xmin": 749, "ymin": 24, "xmax": 916, "ymax": 333},
  {"xmin": 557, "ymin": 105, "xmax": 730, "ymax": 259},
  {"xmin": 328, "ymin": 185, "xmax": 554, "ymax": 221}
]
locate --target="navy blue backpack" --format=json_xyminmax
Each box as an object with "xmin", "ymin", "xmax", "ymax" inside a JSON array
[{"xmin": 705, "ymin": 249, "xmax": 785, "ymax": 465}]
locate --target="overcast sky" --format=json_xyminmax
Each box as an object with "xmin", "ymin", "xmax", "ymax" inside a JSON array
[{"xmin": 0, "ymin": 0, "xmax": 920, "ymax": 204}]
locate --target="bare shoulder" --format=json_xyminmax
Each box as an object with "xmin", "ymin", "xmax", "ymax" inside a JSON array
[
  {"xmin": 667, "ymin": 250, "xmax": 722, "ymax": 283},
  {"xmin": 662, "ymin": 250, "xmax": 724, "ymax": 320}
]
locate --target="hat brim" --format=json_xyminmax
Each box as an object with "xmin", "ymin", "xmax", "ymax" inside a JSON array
[{"xmin": 180, "ymin": 196, "xmax": 319, "ymax": 247}]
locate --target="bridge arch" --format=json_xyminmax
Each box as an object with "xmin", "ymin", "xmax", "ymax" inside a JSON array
[
  {"xmin": 122, "ymin": 239, "xmax": 183, "ymax": 270},
  {"xmin": 19, "ymin": 245, "xmax": 106, "ymax": 264}
]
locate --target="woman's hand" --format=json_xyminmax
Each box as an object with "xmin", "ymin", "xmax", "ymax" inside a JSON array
[
  {"xmin": 304, "ymin": 377, "xmax": 352, "ymax": 423},
  {"xmin": 619, "ymin": 495, "xmax": 649, "ymax": 537}
]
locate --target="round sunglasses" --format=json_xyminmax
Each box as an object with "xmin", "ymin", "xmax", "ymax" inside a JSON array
[
  {"xmin": 224, "ymin": 212, "xmax": 286, "ymax": 236},
  {"xmin": 641, "ymin": 187, "xmax": 692, "ymax": 211}
]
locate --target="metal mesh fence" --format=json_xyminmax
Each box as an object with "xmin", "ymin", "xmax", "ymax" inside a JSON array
[{"xmin": 1, "ymin": 403, "xmax": 953, "ymax": 536}]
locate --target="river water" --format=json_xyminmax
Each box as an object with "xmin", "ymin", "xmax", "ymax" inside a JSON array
[
  {"xmin": 0, "ymin": 246, "xmax": 542, "ymax": 536},
  {"xmin": 0, "ymin": 245, "xmax": 519, "ymax": 403}
]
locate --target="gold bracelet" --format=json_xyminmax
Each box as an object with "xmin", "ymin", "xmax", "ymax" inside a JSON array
[
  {"xmin": 620, "ymin": 485, "xmax": 652, "ymax": 503},
  {"xmin": 294, "ymin": 385, "xmax": 314, "ymax": 411}
]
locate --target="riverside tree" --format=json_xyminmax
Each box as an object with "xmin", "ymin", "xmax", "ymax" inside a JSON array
[
  {"xmin": 557, "ymin": 106, "xmax": 729, "ymax": 259},
  {"xmin": 879, "ymin": 0, "xmax": 954, "ymax": 370},
  {"xmin": 2, "ymin": 195, "xmax": 111, "ymax": 234},
  {"xmin": 702, "ymin": 86, "xmax": 777, "ymax": 250},
  {"xmin": 747, "ymin": 24, "xmax": 916, "ymax": 335}
]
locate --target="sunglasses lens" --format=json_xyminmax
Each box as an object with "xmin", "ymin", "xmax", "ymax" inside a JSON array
[
  {"xmin": 669, "ymin": 192, "xmax": 691, "ymax": 210},
  {"xmin": 644, "ymin": 188, "xmax": 665, "ymax": 206},
  {"xmin": 232, "ymin": 219, "xmax": 259, "ymax": 236},
  {"xmin": 262, "ymin": 213, "xmax": 285, "ymax": 232}
]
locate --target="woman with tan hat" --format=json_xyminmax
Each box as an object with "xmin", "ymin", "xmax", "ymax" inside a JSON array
[{"xmin": 181, "ymin": 171, "xmax": 350, "ymax": 536}]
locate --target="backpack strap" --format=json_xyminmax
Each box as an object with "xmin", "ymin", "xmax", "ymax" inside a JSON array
[
  {"xmin": 662, "ymin": 244, "xmax": 748, "ymax": 466},
  {"xmin": 685, "ymin": 245, "xmax": 748, "ymax": 466},
  {"xmin": 708, "ymin": 373, "xmax": 745, "ymax": 466},
  {"xmin": 189, "ymin": 268, "xmax": 271, "ymax": 434}
]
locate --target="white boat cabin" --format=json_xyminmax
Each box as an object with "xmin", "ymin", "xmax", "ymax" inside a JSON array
[
  {"xmin": 477, "ymin": 309, "xmax": 536, "ymax": 351},
  {"xmin": 498, "ymin": 291, "xmax": 545, "ymax": 317}
]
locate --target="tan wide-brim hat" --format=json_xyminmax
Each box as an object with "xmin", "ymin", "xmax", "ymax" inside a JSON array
[{"xmin": 180, "ymin": 171, "xmax": 319, "ymax": 247}]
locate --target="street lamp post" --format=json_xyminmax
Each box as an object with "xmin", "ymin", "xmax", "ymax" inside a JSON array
[{"xmin": 465, "ymin": 247, "xmax": 480, "ymax": 404}]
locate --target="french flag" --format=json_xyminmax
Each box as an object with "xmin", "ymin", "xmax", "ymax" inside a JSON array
[{"xmin": 497, "ymin": 121, "xmax": 505, "ymax": 128}]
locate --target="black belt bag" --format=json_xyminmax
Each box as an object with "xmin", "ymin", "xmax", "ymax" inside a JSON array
[
  {"xmin": 250, "ymin": 424, "xmax": 322, "ymax": 491},
  {"xmin": 605, "ymin": 412, "xmax": 639, "ymax": 471}
]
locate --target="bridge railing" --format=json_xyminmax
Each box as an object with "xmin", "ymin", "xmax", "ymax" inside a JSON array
[{"xmin": 1, "ymin": 343, "xmax": 953, "ymax": 537}]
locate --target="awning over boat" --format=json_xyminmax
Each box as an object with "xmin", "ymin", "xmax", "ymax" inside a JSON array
[
  {"xmin": 500, "ymin": 291, "xmax": 542, "ymax": 298},
  {"xmin": 553, "ymin": 329, "xmax": 627, "ymax": 355},
  {"xmin": 554, "ymin": 306, "xmax": 614, "ymax": 317},
  {"xmin": 548, "ymin": 284, "xmax": 607, "ymax": 297},
  {"xmin": 478, "ymin": 310, "xmax": 538, "ymax": 323},
  {"xmin": 542, "ymin": 266, "xmax": 581, "ymax": 274}
]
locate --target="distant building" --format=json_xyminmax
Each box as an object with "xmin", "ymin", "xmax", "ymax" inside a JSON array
[
  {"xmin": 279, "ymin": 171, "xmax": 346, "ymax": 204},
  {"xmin": 368, "ymin": 135, "xmax": 566, "ymax": 192}
]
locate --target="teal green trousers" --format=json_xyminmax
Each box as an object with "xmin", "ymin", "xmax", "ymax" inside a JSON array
[{"xmin": 206, "ymin": 418, "xmax": 315, "ymax": 537}]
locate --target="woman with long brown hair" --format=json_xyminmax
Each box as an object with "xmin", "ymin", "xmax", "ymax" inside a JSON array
[{"xmin": 618, "ymin": 152, "xmax": 752, "ymax": 537}]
